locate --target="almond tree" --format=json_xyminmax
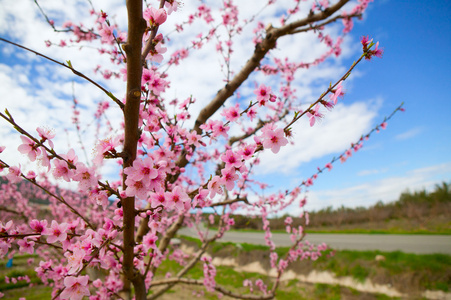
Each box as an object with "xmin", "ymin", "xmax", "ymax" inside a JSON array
[{"xmin": 0, "ymin": 1, "xmax": 403, "ymax": 299}]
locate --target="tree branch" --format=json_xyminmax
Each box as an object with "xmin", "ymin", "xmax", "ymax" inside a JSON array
[{"xmin": 121, "ymin": 0, "xmax": 147, "ymax": 298}]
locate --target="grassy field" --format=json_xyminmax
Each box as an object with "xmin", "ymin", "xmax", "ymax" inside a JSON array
[
  {"xmin": 180, "ymin": 236, "xmax": 451, "ymax": 295},
  {"xmin": 1, "ymin": 238, "xmax": 450, "ymax": 299}
]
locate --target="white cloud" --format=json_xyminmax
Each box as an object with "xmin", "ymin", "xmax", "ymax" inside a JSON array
[
  {"xmin": 358, "ymin": 168, "xmax": 388, "ymax": 176},
  {"xmin": 395, "ymin": 127, "xmax": 422, "ymax": 140},
  {"xmin": 255, "ymin": 99, "xmax": 380, "ymax": 175},
  {"xmin": 301, "ymin": 162, "xmax": 451, "ymax": 212}
]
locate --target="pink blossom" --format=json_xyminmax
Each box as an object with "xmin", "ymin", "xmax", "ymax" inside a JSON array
[
  {"xmin": 221, "ymin": 167, "xmax": 239, "ymax": 191},
  {"xmin": 147, "ymin": 43, "xmax": 167, "ymax": 64},
  {"xmin": 212, "ymin": 121, "xmax": 230, "ymax": 139},
  {"xmin": 18, "ymin": 136, "xmax": 41, "ymax": 161},
  {"xmin": 325, "ymin": 163, "xmax": 333, "ymax": 171},
  {"xmin": 201, "ymin": 257, "xmax": 216, "ymax": 292},
  {"xmin": 17, "ymin": 238, "xmax": 35, "ymax": 255},
  {"xmin": 26, "ymin": 170, "xmax": 37, "ymax": 180},
  {"xmin": 372, "ymin": 42, "xmax": 384, "ymax": 58},
  {"xmin": 284, "ymin": 217, "xmax": 293, "ymax": 225},
  {"xmin": 124, "ymin": 156, "xmax": 158, "ymax": 186},
  {"xmin": 255, "ymin": 279, "xmax": 267, "ymax": 293},
  {"xmin": 62, "ymin": 21, "xmax": 73, "ymax": 28},
  {"xmin": 243, "ymin": 279, "xmax": 253, "ymax": 292},
  {"xmin": 270, "ymin": 252, "xmax": 278, "ymax": 268},
  {"xmin": 221, "ymin": 103, "xmax": 241, "ymax": 122},
  {"xmin": 319, "ymin": 0, "xmax": 329, "ymax": 8},
  {"xmin": 261, "ymin": 126, "xmax": 288, "ymax": 154},
  {"xmin": 238, "ymin": 143, "xmax": 256, "ymax": 160},
  {"xmin": 362, "ymin": 37, "xmax": 384, "ymax": 60},
  {"xmin": 165, "ymin": 186, "xmax": 190, "ymax": 211},
  {"xmin": 150, "ymin": 168, "xmax": 167, "ymax": 193},
  {"xmin": 143, "ymin": 7, "xmax": 167, "ymax": 27},
  {"xmin": 361, "ymin": 35, "xmax": 372, "ymax": 48},
  {"xmin": 304, "ymin": 178, "xmax": 314, "ymax": 187},
  {"xmin": 150, "ymin": 192, "xmax": 167, "ymax": 208},
  {"xmin": 340, "ymin": 155, "xmax": 347, "ymax": 163},
  {"xmin": 63, "ymin": 149, "xmax": 78, "ymax": 165},
  {"xmin": 0, "ymin": 240, "xmax": 11, "ymax": 257},
  {"xmin": 246, "ymin": 106, "xmax": 257, "ymax": 121},
  {"xmin": 254, "ymin": 84, "xmax": 272, "ymax": 106},
  {"xmin": 89, "ymin": 189, "xmax": 109, "ymax": 209},
  {"xmin": 186, "ymin": 131, "xmax": 204, "ymax": 147},
  {"xmin": 60, "ymin": 275, "xmax": 90, "ymax": 300},
  {"xmin": 193, "ymin": 188, "xmax": 209, "ymax": 207},
  {"xmin": 307, "ymin": 104, "xmax": 323, "ymax": 126},
  {"xmin": 99, "ymin": 23, "xmax": 114, "ymax": 44},
  {"xmin": 65, "ymin": 246, "xmax": 86, "ymax": 275},
  {"xmin": 45, "ymin": 220, "xmax": 68, "ymax": 244},
  {"xmin": 53, "ymin": 159, "xmax": 74, "ymax": 182},
  {"xmin": 278, "ymin": 259, "xmax": 288, "ymax": 272},
  {"xmin": 143, "ymin": 233, "xmax": 158, "ymax": 251},
  {"xmin": 165, "ymin": 0, "xmax": 179, "ymax": 15},
  {"xmin": 345, "ymin": 149, "xmax": 353, "ymax": 158},
  {"xmin": 207, "ymin": 175, "xmax": 224, "ymax": 198},
  {"xmin": 72, "ymin": 163, "xmax": 98, "ymax": 190},
  {"xmin": 142, "ymin": 68, "xmax": 154, "ymax": 84},
  {"xmin": 29, "ymin": 219, "xmax": 48, "ymax": 233},
  {"xmin": 329, "ymin": 81, "xmax": 344, "ymax": 105},
  {"xmin": 6, "ymin": 165, "xmax": 21, "ymax": 183},
  {"xmin": 94, "ymin": 137, "xmax": 119, "ymax": 164},
  {"xmin": 221, "ymin": 150, "xmax": 243, "ymax": 169},
  {"xmin": 148, "ymin": 72, "xmax": 167, "ymax": 94},
  {"xmin": 124, "ymin": 177, "xmax": 148, "ymax": 199}
]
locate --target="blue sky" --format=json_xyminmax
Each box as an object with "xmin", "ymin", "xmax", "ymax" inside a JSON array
[
  {"xmin": 283, "ymin": 0, "xmax": 451, "ymax": 211},
  {"xmin": 0, "ymin": 0, "xmax": 450, "ymax": 214}
]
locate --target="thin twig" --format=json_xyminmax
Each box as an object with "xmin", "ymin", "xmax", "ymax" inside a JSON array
[{"xmin": 0, "ymin": 37, "xmax": 124, "ymax": 110}]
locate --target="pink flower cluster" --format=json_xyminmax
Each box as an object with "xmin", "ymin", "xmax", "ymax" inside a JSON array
[
  {"xmin": 361, "ymin": 36, "xmax": 383, "ymax": 60},
  {"xmin": 201, "ymin": 256, "xmax": 216, "ymax": 292},
  {"xmin": 261, "ymin": 125, "xmax": 289, "ymax": 154}
]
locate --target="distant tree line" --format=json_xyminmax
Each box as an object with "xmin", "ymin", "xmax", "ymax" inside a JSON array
[{"xmin": 210, "ymin": 182, "xmax": 451, "ymax": 230}]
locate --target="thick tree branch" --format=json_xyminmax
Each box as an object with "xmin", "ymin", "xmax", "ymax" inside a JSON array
[
  {"xmin": 277, "ymin": 0, "xmax": 349, "ymax": 36},
  {"xmin": 122, "ymin": 0, "xmax": 146, "ymax": 298},
  {"xmin": 289, "ymin": 12, "xmax": 361, "ymax": 35}
]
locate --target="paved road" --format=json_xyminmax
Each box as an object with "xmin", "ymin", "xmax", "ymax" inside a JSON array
[{"xmin": 179, "ymin": 227, "xmax": 451, "ymax": 254}]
